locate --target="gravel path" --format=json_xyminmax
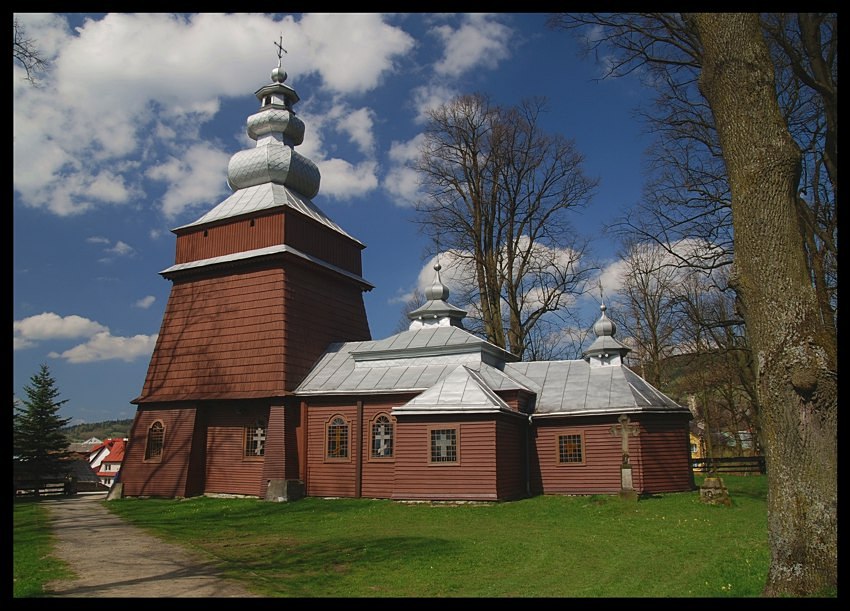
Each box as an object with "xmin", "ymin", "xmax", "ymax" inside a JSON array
[{"xmin": 40, "ymin": 493, "xmax": 261, "ymax": 598}]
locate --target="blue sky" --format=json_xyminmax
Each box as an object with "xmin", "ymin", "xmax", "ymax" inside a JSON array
[{"xmin": 13, "ymin": 13, "xmax": 653, "ymax": 425}]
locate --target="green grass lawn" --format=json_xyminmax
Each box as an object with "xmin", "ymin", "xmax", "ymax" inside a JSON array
[
  {"xmin": 16, "ymin": 475, "xmax": 770, "ymax": 597},
  {"xmin": 12, "ymin": 500, "xmax": 75, "ymax": 598}
]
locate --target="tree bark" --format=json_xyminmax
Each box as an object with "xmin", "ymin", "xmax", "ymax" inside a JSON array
[{"xmin": 688, "ymin": 13, "xmax": 836, "ymax": 596}]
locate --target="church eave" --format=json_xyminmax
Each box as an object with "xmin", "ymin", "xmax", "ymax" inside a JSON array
[{"xmin": 159, "ymin": 244, "xmax": 374, "ymax": 290}]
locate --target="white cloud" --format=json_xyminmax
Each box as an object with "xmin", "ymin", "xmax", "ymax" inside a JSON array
[
  {"xmin": 146, "ymin": 144, "xmax": 231, "ymax": 220},
  {"xmin": 317, "ymin": 159, "xmax": 379, "ymax": 199},
  {"xmin": 48, "ymin": 331, "xmax": 159, "ymax": 364},
  {"xmin": 13, "ymin": 13, "xmax": 414, "ymax": 221},
  {"xmin": 298, "ymin": 13, "xmax": 415, "ymax": 94},
  {"xmin": 134, "ymin": 295, "xmax": 156, "ymax": 309},
  {"xmin": 13, "ymin": 310, "xmax": 157, "ymax": 363},
  {"xmin": 430, "ymin": 14, "xmax": 513, "ymax": 78},
  {"xmin": 14, "ymin": 312, "xmax": 108, "ymax": 343},
  {"xmin": 382, "ymin": 134, "xmax": 425, "ymax": 206},
  {"xmin": 108, "ymin": 241, "xmax": 135, "ymax": 256},
  {"xmin": 410, "ymin": 83, "xmax": 459, "ymax": 125}
]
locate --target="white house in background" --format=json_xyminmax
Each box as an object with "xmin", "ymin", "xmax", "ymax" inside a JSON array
[{"xmin": 89, "ymin": 438, "xmax": 127, "ymax": 488}]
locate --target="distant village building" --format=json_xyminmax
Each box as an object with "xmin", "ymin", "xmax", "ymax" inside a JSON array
[{"xmin": 119, "ymin": 53, "xmax": 694, "ymax": 501}]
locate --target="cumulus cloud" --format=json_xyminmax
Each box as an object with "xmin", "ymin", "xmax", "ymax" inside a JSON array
[
  {"xmin": 14, "ymin": 312, "xmax": 108, "ymax": 343},
  {"xmin": 317, "ymin": 159, "xmax": 379, "ymax": 199},
  {"xmin": 429, "ymin": 14, "xmax": 512, "ymax": 78},
  {"xmin": 48, "ymin": 331, "xmax": 159, "ymax": 364},
  {"xmin": 382, "ymin": 134, "xmax": 425, "ymax": 205},
  {"xmin": 146, "ymin": 144, "xmax": 231, "ymax": 220},
  {"xmin": 298, "ymin": 13, "xmax": 415, "ymax": 94},
  {"xmin": 13, "ymin": 311, "xmax": 157, "ymax": 363},
  {"xmin": 13, "ymin": 13, "xmax": 415, "ymax": 221}
]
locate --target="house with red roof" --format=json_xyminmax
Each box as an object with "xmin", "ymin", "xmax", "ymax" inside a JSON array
[{"xmin": 90, "ymin": 438, "xmax": 126, "ymax": 488}]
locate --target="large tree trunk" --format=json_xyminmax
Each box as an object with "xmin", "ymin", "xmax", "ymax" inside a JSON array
[{"xmin": 689, "ymin": 13, "xmax": 837, "ymax": 596}]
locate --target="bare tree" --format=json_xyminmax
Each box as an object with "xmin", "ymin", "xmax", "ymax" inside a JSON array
[
  {"xmin": 13, "ymin": 18, "xmax": 49, "ymax": 85},
  {"xmin": 413, "ymin": 94, "xmax": 599, "ymax": 359},
  {"xmin": 549, "ymin": 12, "xmax": 836, "ymax": 596},
  {"xmin": 610, "ymin": 240, "xmax": 682, "ymax": 387}
]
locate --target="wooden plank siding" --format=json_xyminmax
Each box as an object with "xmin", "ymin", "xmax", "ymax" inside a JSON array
[
  {"xmin": 260, "ymin": 403, "xmax": 287, "ymax": 493},
  {"xmin": 284, "ymin": 211, "xmax": 364, "ymax": 276},
  {"xmin": 635, "ymin": 414, "xmax": 695, "ymax": 493},
  {"xmin": 392, "ymin": 415, "xmax": 500, "ymax": 501},
  {"xmin": 305, "ymin": 403, "xmax": 359, "ymax": 498},
  {"xmin": 279, "ymin": 261, "xmax": 371, "ymax": 388},
  {"xmin": 174, "ymin": 211, "xmax": 285, "ymax": 264},
  {"xmin": 137, "ymin": 268, "xmax": 287, "ymax": 402},
  {"xmin": 173, "ymin": 208, "xmax": 365, "ymax": 277},
  {"xmin": 120, "ymin": 403, "xmax": 200, "ymax": 498},
  {"xmin": 495, "ymin": 416, "xmax": 529, "ymax": 501},
  {"xmin": 203, "ymin": 402, "xmax": 270, "ymax": 497},
  {"xmin": 360, "ymin": 396, "xmax": 411, "ymax": 499},
  {"xmin": 532, "ymin": 417, "xmax": 629, "ymax": 495},
  {"xmin": 137, "ymin": 258, "xmax": 370, "ymax": 404},
  {"xmin": 531, "ymin": 414, "xmax": 693, "ymax": 496}
]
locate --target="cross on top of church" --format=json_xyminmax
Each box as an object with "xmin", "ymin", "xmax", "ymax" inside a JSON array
[
  {"xmin": 275, "ymin": 34, "xmax": 287, "ymax": 63},
  {"xmin": 610, "ymin": 413, "xmax": 640, "ymax": 465}
]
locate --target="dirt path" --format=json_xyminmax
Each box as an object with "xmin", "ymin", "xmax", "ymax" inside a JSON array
[{"xmin": 41, "ymin": 493, "xmax": 261, "ymax": 597}]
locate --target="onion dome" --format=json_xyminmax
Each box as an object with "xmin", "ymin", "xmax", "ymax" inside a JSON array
[
  {"xmin": 226, "ymin": 52, "xmax": 320, "ymax": 198},
  {"xmin": 408, "ymin": 263, "xmax": 468, "ymax": 330},
  {"xmin": 583, "ymin": 303, "xmax": 631, "ymax": 366}
]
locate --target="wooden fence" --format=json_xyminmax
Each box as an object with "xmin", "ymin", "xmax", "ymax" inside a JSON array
[{"xmin": 691, "ymin": 456, "xmax": 766, "ymax": 475}]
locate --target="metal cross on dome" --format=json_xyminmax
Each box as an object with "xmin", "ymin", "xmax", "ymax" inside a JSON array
[{"xmin": 275, "ymin": 34, "xmax": 287, "ymax": 61}]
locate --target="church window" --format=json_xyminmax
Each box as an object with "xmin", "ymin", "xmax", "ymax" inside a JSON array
[
  {"xmin": 326, "ymin": 416, "xmax": 349, "ymax": 460},
  {"xmin": 244, "ymin": 419, "xmax": 266, "ymax": 458},
  {"xmin": 429, "ymin": 427, "xmax": 458, "ymax": 463},
  {"xmin": 371, "ymin": 414, "xmax": 394, "ymax": 459},
  {"xmin": 558, "ymin": 433, "xmax": 584, "ymax": 464},
  {"xmin": 145, "ymin": 421, "xmax": 165, "ymax": 461}
]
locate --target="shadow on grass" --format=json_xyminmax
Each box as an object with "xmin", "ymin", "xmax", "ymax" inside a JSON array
[{"xmin": 210, "ymin": 534, "xmax": 458, "ymax": 596}]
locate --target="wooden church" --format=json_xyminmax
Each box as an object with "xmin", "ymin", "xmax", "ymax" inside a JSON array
[{"xmin": 119, "ymin": 55, "xmax": 694, "ymax": 502}]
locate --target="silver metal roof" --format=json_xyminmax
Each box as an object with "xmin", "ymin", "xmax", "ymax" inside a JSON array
[
  {"xmin": 393, "ymin": 365, "xmax": 515, "ymax": 416},
  {"xmin": 172, "ymin": 183, "xmax": 361, "ymax": 244},
  {"xmin": 295, "ymin": 325, "xmax": 687, "ymax": 418}
]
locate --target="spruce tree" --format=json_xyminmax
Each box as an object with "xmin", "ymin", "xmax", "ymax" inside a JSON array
[{"xmin": 14, "ymin": 364, "xmax": 72, "ymax": 489}]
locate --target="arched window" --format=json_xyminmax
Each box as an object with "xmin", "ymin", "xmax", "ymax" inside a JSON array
[
  {"xmin": 326, "ymin": 416, "xmax": 349, "ymax": 459},
  {"xmin": 245, "ymin": 419, "xmax": 266, "ymax": 458},
  {"xmin": 371, "ymin": 414, "xmax": 394, "ymax": 458},
  {"xmin": 145, "ymin": 421, "xmax": 165, "ymax": 461}
]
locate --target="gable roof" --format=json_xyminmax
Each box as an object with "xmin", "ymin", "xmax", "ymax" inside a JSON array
[{"xmin": 393, "ymin": 365, "xmax": 515, "ymax": 416}]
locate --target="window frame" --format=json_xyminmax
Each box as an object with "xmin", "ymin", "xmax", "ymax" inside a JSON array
[
  {"xmin": 324, "ymin": 414, "xmax": 351, "ymax": 462},
  {"xmin": 556, "ymin": 431, "xmax": 586, "ymax": 466},
  {"xmin": 427, "ymin": 425, "xmax": 460, "ymax": 466},
  {"xmin": 369, "ymin": 413, "xmax": 395, "ymax": 462},
  {"xmin": 243, "ymin": 418, "xmax": 267, "ymax": 460},
  {"xmin": 144, "ymin": 420, "xmax": 165, "ymax": 462}
]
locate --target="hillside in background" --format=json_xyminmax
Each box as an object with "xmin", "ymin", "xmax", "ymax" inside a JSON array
[{"xmin": 63, "ymin": 419, "xmax": 134, "ymax": 441}]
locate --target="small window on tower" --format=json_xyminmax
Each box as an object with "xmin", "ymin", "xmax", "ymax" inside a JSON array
[{"xmin": 144, "ymin": 421, "xmax": 165, "ymax": 461}]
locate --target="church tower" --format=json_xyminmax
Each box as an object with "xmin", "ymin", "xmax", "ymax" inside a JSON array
[{"xmin": 121, "ymin": 47, "xmax": 372, "ymax": 499}]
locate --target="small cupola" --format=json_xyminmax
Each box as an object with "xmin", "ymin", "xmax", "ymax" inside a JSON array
[
  {"xmin": 407, "ymin": 263, "xmax": 468, "ymax": 330},
  {"xmin": 582, "ymin": 303, "xmax": 631, "ymax": 367}
]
